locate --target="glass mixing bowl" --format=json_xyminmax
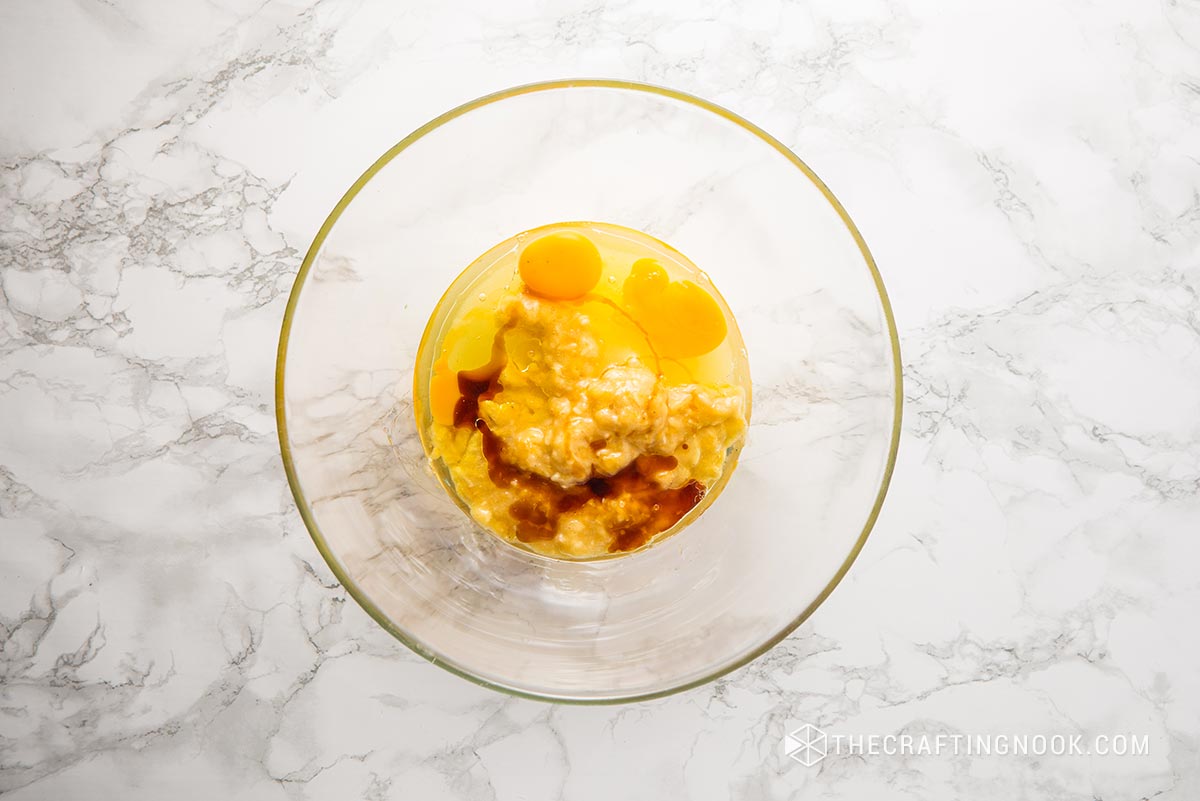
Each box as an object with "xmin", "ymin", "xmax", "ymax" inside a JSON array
[{"xmin": 276, "ymin": 80, "xmax": 901, "ymax": 703}]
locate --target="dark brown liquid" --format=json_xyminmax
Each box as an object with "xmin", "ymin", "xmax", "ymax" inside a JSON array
[{"xmin": 454, "ymin": 363, "xmax": 705, "ymax": 553}]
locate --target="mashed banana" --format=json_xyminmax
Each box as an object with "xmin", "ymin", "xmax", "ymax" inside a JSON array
[{"xmin": 432, "ymin": 291, "xmax": 746, "ymax": 557}]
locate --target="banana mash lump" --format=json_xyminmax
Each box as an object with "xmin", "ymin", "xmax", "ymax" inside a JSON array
[{"xmin": 417, "ymin": 223, "xmax": 749, "ymax": 559}]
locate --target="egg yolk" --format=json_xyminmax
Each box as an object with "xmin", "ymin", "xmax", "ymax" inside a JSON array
[
  {"xmin": 623, "ymin": 259, "xmax": 727, "ymax": 358},
  {"xmin": 428, "ymin": 310, "xmax": 503, "ymax": 426},
  {"xmin": 429, "ymin": 356, "xmax": 458, "ymax": 426},
  {"xmin": 519, "ymin": 232, "xmax": 602, "ymax": 300}
]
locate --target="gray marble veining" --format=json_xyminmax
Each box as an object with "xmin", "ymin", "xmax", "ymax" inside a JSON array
[{"xmin": 2, "ymin": 0, "xmax": 1199, "ymax": 798}]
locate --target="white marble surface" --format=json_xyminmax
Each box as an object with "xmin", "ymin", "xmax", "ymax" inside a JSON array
[{"xmin": 2, "ymin": 0, "xmax": 1198, "ymax": 798}]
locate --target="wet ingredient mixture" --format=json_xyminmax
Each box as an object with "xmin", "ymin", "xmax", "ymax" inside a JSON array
[{"xmin": 416, "ymin": 222, "xmax": 750, "ymax": 559}]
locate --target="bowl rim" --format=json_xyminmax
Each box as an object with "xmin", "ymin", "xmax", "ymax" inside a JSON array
[{"xmin": 275, "ymin": 78, "xmax": 904, "ymax": 705}]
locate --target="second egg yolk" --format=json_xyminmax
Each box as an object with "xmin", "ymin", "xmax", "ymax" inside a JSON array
[
  {"xmin": 519, "ymin": 232, "xmax": 603, "ymax": 300},
  {"xmin": 624, "ymin": 259, "xmax": 727, "ymax": 359}
]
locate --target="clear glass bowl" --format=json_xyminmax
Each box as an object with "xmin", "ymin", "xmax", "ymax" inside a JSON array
[{"xmin": 276, "ymin": 80, "xmax": 901, "ymax": 703}]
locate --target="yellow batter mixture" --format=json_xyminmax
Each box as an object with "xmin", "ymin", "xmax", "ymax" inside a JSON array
[{"xmin": 416, "ymin": 222, "xmax": 749, "ymax": 559}]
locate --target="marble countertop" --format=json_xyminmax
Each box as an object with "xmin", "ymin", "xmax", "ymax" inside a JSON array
[{"xmin": 3, "ymin": 1, "xmax": 1198, "ymax": 798}]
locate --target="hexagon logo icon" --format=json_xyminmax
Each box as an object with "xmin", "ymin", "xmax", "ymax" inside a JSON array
[{"xmin": 783, "ymin": 723, "xmax": 828, "ymax": 767}]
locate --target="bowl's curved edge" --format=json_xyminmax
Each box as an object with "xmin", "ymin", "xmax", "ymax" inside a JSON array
[{"xmin": 274, "ymin": 77, "xmax": 903, "ymax": 705}]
